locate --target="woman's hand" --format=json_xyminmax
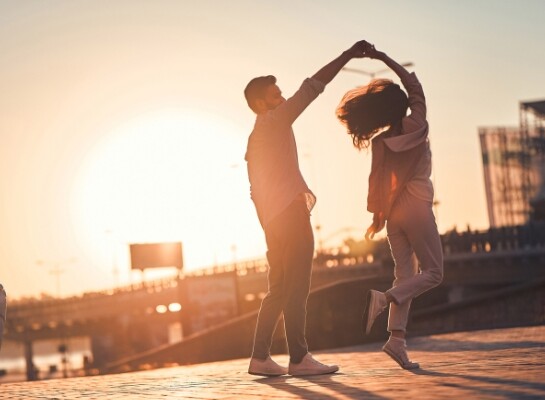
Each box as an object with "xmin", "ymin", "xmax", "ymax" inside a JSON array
[
  {"xmin": 347, "ymin": 40, "xmax": 371, "ymax": 59},
  {"xmin": 362, "ymin": 43, "xmax": 384, "ymax": 60},
  {"xmin": 365, "ymin": 212, "xmax": 385, "ymax": 241}
]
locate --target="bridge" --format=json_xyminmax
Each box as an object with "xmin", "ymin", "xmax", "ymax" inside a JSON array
[{"xmin": 4, "ymin": 223, "xmax": 545, "ymax": 379}]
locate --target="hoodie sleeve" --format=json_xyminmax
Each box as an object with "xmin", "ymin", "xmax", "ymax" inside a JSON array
[
  {"xmin": 367, "ymin": 138, "xmax": 384, "ymax": 213},
  {"xmin": 401, "ymin": 72, "xmax": 426, "ymax": 125},
  {"xmin": 384, "ymin": 72, "xmax": 428, "ymax": 152}
]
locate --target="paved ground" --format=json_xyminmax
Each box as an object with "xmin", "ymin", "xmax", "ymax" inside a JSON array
[{"xmin": 1, "ymin": 325, "xmax": 544, "ymax": 399}]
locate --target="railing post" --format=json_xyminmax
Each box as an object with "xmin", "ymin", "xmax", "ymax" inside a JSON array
[{"xmin": 24, "ymin": 340, "xmax": 38, "ymax": 381}]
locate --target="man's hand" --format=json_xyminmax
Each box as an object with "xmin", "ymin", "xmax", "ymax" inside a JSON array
[
  {"xmin": 347, "ymin": 40, "xmax": 373, "ymax": 59},
  {"xmin": 359, "ymin": 42, "xmax": 384, "ymax": 60},
  {"xmin": 312, "ymin": 40, "xmax": 379, "ymax": 85}
]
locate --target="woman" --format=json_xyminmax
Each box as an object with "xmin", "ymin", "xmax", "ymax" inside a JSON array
[{"xmin": 336, "ymin": 42, "xmax": 443, "ymax": 370}]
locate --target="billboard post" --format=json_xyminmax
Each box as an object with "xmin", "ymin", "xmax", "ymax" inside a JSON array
[{"xmin": 129, "ymin": 242, "xmax": 186, "ymax": 337}]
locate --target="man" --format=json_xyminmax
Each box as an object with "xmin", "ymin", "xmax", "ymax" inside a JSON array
[{"xmin": 244, "ymin": 40, "xmax": 368, "ymax": 376}]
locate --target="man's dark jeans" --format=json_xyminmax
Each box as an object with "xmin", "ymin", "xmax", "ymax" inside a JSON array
[{"xmin": 251, "ymin": 199, "xmax": 314, "ymax": 364}]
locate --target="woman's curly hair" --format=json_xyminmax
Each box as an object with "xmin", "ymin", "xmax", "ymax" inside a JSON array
[{"xmin": 336, "ymin": 79, "xmax": 409, "ymax": 150}]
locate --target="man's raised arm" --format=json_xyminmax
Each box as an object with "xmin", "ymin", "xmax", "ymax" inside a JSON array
[
  {"xmin": 270, "ymin": 40, "xmax": 370, "ymax": 126},
  {"xmin": 311, "ymin": 40, "xmax": 369, "ymax": 85}
]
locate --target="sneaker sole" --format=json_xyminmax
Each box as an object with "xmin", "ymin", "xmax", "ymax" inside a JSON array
[
  {"xmin": 288, "ymin": 367, "xmax": 339, "ymax": 376},
  {"xmin": 248, "ymin": 370, "xmax": 286, "ymax": 377},
  {"xmin": 362, "ymin": 290, "xmax": 373, "ymax": 335},
  {"xmin": 382, "ymin": 346, "xmax": 419, "ymax": 370}
]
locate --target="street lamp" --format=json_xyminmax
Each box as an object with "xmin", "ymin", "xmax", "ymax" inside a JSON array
[
  {"xmin": 342, "ymin": 62, "xmax": 414, "ymax": 79},
  {"xmin": 104, "ymin": 229, "xmax": 119, "ymax": 288},
  {"xmin": 36, "ymin": 258, "xmax": 76, "ymax": 298},
  {"xmin": 36, "ymin": 257, "xmax": 76, "ymax": 379},
  {"xmin": 226, "ymin": 162, "xmax": 242, "ymax": 266}
]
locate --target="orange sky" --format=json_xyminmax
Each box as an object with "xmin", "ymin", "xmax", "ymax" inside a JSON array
[{"xmin": 1, "ymin": 1, "xmax": 544, "ymax": 299}]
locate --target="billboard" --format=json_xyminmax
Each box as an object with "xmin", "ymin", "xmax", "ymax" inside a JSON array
[{"xmin": 129, "ymin": 242, "xmax": 183, "ymax": 271}]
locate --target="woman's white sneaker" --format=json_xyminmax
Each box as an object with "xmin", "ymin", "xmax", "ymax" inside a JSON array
[
  {"xmin": 363, "ymin": 290, "xmax": 387, "ymax": 334},
  {"xmin": 248, "ymin": 356, "xmax": 288, "ymax": 376},
  {"xmin": 288, "ymin": 353, "xmax": 339, "ymax": 376},
  {"xmin": 382, "ymin": 337, "xmax": 420, "ymax": 370}
]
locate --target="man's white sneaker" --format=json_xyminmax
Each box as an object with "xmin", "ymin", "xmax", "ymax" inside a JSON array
[
  {"xmin": 288, "ymin": 353, "xmax": 339, "ymax": 376},
  {"xmin": 248, "ymin": 356, "xmax": 288, "ymax": 377},
  {"xmin": 363, "ymin": 289, "xmax": 387, "ymax": 334}
]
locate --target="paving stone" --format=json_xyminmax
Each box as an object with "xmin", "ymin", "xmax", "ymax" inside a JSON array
[{"xmin": 1, "ymin": 326, "xmax": 544, "ymax": 399}]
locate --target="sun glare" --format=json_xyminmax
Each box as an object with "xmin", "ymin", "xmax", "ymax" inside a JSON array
[{"xmin": 71, "ymin": 109, "xmax": 261, "ymax": 284}]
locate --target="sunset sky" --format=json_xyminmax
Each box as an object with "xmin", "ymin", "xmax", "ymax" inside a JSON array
[{"xmin": 1, "ymin": 1, "xmax": 544, "ymax": 299}]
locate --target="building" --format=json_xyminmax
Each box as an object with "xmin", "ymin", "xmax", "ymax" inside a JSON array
[{"xmin": 479, "ymin": 99, "xmax": 545, "ymax": 227}]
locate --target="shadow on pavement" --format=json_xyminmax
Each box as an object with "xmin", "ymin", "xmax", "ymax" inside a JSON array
[
  {"xmin": 255, "ymin": 373, "xmax": 387, "ymax": 400},
  {"xmin": 411, "ymin": 368, "xmax": 545, "ymax": 398},
  {"xmin": 410, "ymin": 337, "xmax": 545, "ymax": 352}
]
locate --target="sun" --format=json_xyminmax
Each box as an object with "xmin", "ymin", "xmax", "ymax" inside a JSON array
[{"xmin": 70, "ymin": 109, "xmax": 263, "ymax": 285}]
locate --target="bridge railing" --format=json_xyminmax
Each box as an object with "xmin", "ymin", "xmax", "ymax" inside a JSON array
[
  {"xmin": 6, "ymin": 222, "xmax": 545, "ymax": 346},
  {"xmin": 441, "ymin": 222, "xmax": 545, "ymax": 255},
  {"xmin": 9, "ymin": 222, "xmax": 545, "ymax": 309}
]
